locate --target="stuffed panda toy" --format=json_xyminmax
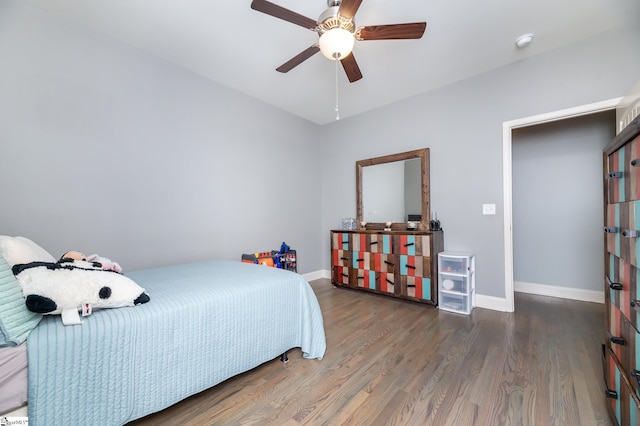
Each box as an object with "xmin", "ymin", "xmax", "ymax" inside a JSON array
[{"xmin": 12, "ymin": 251, "xmax": 150, "ymax": 325}]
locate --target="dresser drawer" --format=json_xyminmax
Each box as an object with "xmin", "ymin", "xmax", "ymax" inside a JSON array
[
  {"xmin": 354, "ymin": 269, "xmax": 377, "ymax": 290},
  {"xmin": 353, "ymin": 254, "xmax": 395, "ymax": 291},
  {"xmin": 332, "ymin": 245, "xmax": 351, "ymax": 286},
  {"xmin": 607, "ymin": 254, "xmax": 640, "ymax": 330},
  {"xmin": 608, "ymin": 135, "xmax": 640, "ymax": 204},
  {"xmin": 398, "ymin": 254, "xmax": 431, "ymax": 277},
  {"xmin": 607, "ymin": 302, "xmax": 640, "ymax": 399},
  {"xmin": 351, "ymin": 232, "xmax": 393, "ymax": 254},
  {"xmin": 398, "ymin": 275, "xmax": 431, "ymax": 301},
  {"xmin": 352, "ymin": 271, "xmax": 397, "ymax": 294},
  {"xmin": 332, "ymin": 248, "xmax": 350, "ymax": 266},
  {"xmin": 353, "ymin": 252, "xmax": 398, "ymax": 272},
  {"xmin": 378, "ymin": 272, "xmax": 396, "ymax": 295},
  {"xmin": 396, "ymin": 234, "xmax": 431, "ymax": 257},
  {"xmin": 397, "ymin": 253, "xmax": 434, "ymax": 303},
  {"xmin": 352, "ymin": 251, "xmax": 374, "ymax": 270},
  {"xmin": 605, "ymin": 201, "xmax": 640, "ymax": 265},
  {"xmin": 603, "ymin": 345, "xmax": 640, "ymax": 426},
  {"xmin": 605, "ymin": 203, "xmax": 621, "ymax": 258},
  {"xmin": 332, "ymin": 232, "xmax": 350, "ymax": 251},
  {"xmin": 332, "ymin": 265, "xmax": 350, "ymax": 286}
]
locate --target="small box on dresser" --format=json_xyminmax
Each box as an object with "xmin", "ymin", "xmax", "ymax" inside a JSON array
[
  {"xmin": 603, "ymin": 114, "xmax": 640, "ymax": 426},
  {"xmin": 438, "ymin": 252, "xmax": 475, "ymax": 314}
]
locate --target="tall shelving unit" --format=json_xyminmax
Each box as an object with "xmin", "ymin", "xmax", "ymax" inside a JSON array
[{"xmin": 438, "ymin": 251, "xmax": 475, "ymax": 314}]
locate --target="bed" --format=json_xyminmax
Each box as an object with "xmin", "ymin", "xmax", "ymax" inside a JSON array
[
  {"xmin": 0, "ymin": 253, "xmax": 326, "ymax": 425},
  {"xmin": 0, "ymin": 342, "xmax": 28, "ymax": 414}
]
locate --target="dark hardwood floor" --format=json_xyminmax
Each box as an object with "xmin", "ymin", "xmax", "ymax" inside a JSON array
[{"xmin": 129, "ymin": 279, "xmax": 612, "ymax": 425}]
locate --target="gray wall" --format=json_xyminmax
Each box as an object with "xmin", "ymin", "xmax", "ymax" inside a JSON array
[
  {"xmin": 320, "ymin": 25, "xmax": 640, "ymax": 299},
  {"xmin": 0, "ymin": 0, "xmax": 323, "ymax": 272},
  {"xmin": 2, "ymin": 0, "xmax": 640, "ymax": 301},
  {"xmin": 512, "ymin": 112, "xmax": 615, "ymax": 291}
]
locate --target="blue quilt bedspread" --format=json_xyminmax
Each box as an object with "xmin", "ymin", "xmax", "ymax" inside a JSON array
[{"xmin": 26, "ymin": 260, "xmax": 326, "ymax": 425}]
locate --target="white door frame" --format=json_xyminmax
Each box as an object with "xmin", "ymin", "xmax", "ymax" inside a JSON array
[{"xmin": 501, "ymin": 97, "xmax": 622, "ymax": 312}]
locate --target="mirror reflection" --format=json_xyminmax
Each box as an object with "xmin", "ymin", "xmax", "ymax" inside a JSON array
[
  {"xmin": 356, "ymin": 148, "xmax": 430, "ymax": 231},
  {"xmin": 362, "ymin": 159, "xmax": 422, "ymax": 223}
]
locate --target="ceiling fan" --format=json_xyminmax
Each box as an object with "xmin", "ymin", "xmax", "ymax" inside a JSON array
[{"xmin": 251, "ymin": 0, "xmax": 427, "ymax": 83}]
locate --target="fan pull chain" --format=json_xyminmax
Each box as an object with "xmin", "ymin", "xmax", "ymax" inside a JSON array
[{"xmin": 335, "ymin": 60, "xmax": 340, "ymax": 120}]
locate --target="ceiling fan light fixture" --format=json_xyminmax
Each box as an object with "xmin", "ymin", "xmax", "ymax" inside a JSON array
[{"xmin": 319, "ymin": 27, "xmax": 355, "ymax": 60}]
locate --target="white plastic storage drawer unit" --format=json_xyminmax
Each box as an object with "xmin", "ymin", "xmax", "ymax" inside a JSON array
[{"xmin": 438, "ymin": 252, "xmax": 475, "ymax": 314}]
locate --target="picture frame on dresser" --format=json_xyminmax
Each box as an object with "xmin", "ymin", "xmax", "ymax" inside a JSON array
[{"xmin": 603, "ymin": 115, "xmax": 640, "ymax": 426}]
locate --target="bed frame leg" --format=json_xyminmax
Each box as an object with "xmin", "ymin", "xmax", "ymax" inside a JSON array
[{"xmin": 280, "ymin": 352, "xmax": 288, "ymax": 363}]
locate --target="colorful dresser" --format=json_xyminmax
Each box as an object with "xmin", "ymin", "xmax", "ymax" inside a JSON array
[
  {"xmin": 330, "ymin": 229, "xmax": 444, "ymax": 305},
  {"xmin": 603, "ymin": 115, "xmax": 640, "ymax": 426}
]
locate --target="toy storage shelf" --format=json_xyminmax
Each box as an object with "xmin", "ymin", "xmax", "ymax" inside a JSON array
[
  {"xmin": 277, "ymin": 250, "xmax": 297, "ymax": 272},
  {"xmin": 241, "ymin": 249, "xmax": 297, "ymax": 273},
  {"xmin": 438, "ymin": 251, "xmax": 475, "ymax": 314}
]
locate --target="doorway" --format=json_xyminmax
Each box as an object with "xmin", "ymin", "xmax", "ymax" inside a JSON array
[
  {"xmin": 512, "ymin": 112, "xmax": 615, "ymax": 304},
  {"xmin": 502, "ymin": 98, "xmax": 622, "ymax": 312}
]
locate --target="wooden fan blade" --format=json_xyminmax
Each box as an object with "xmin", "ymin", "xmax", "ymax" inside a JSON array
[
  {"xmin": 276, "ymin": 45, "xmax": 320, "ymax": 73},
  {"xmin": 338, "ymin": 0, "xmax": 363, "ymax": 19},
  {"xmin": 358, "ymin": 22, "xmax": 427, "ymax": 40},
  {"xmin": 341, "ymin": 53, "xmax": 363, "ymax": 83},
  {"xmin": 251, "ymin": 0, "xmax": 317, "ymax": 29}
]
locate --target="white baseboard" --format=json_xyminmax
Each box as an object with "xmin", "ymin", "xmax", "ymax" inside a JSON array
[
  {"xmin": 475, "ymin": 294, "xmax": 510, "ymax": 312},
  {"xmin": 303, "ymin": 270, "xmax": 330, "ymax": 282},
  {"xmin": 306, "ymin": 274, "xmax": 601, "ymax": 309},
  {"xmin": 515, "ymin": 281, "xmax": 604, "ymax": 304}
]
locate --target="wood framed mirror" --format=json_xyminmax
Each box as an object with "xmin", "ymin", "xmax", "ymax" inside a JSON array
[{"xmin": 356, "ymin": 148, "xmax": 430, "ymax": 231}]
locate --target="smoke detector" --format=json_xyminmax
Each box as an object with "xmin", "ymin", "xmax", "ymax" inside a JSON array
[{"xmin": 515, "ymin": 33, "xmax": 534, "ymax": 48}]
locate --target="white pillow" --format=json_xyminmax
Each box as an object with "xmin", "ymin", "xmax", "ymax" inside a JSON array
[{"xmin": 0, "ymin": 236, "xmax": 56, "ymax": 267}]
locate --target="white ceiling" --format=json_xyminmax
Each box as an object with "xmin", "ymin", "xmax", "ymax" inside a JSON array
[{"xmin": 22, "ymin": 0, "xmax": 640, "ymax": 125}]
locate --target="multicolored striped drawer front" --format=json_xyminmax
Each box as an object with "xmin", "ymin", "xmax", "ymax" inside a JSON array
[
  {"xmin": 332, "ymin": 232, "xmax": 350, "ymax": 251},
  {"xmin": 332, "ymin": 249, "xmax": 350, "ymax": 267},
  {"xmin": 399, "ymin": 255, "xmax": 431, "ymax": 277},
  {"xmin": 605, "ymin": 201, "xmax": 640, "ymax": 266},
  {"xmin": 398, "ymin": 255, "xmax": 432, "ymax": 302},
  {"xmin": 375, "ymin": 254, "xmax": 395, "ymax": 274},
  {"xmin": 400, "ymin": 276, "xmax": 429, "ymax": 300},
  {"xmin": 608, "ymin": 302, "xmax": 640, "ymax": 399},
  {"xmin": 370, "ymin": 233, "xmax": 392, "ymax": 254},
  {"xmin": 351, "ymin": 233, "xmax": 392, "ymax": 254},
  {"xmin": 379, "ymin": 272, "xmax": 395, "ymax": 294},
  {"xmin": 604, "ymin": 345, "xmax": 640, "ymax": 426},
  {"xmin": 608, "ymin": 136, "xmax": 640, "ymax": 204},
  {"xmin": 332, "ymin": 265, "xmax": 350, "ymax": 285},
  {"xmin": 355, "ymin": 269, "xmax": 377, "ymax": 290},
  {"xmin": 606, "ymin": 203, "xmax": 621, "ymax": 257},
  {"xmin": 352, "ymin": 251, "xmax": 372, "ymax": 270},
  {"xmin": 397, "ymin": 234, "xmax": 431, "ymax": 256},
  {"xmin": 351, "ymin": 233, "xmax": 367, "ymax": 252},
  {"xmin": 608, "ymin": 254, "xmax": 640, "ymax": 331}
]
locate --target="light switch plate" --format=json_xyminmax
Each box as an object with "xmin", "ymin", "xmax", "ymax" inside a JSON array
[{"xmin": 482, "ymin": 204, "xmax": 496, "ymax": 215}]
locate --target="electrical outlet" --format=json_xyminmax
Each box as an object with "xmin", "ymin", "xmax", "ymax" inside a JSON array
[{"xmin": 482, "ymin": 204, "xmax": 496, "ymax": 215}]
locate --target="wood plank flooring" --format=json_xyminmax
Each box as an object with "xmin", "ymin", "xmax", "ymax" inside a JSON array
[{"xmin": 129, "ymin": 279, "xmax": 612, "ymax": 425}]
